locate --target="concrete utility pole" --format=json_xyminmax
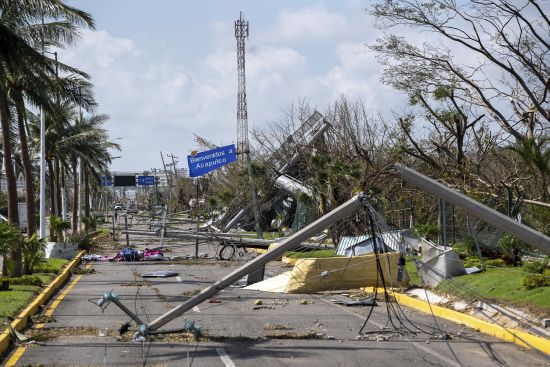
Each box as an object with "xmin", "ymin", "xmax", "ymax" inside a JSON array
[
  {"xmin": 395, "ymin": 163, "xmax": 550, "ymax": 255},
  {"xmin": 167, "ymin": 154, "xmax": 179, "ymax": 179},
  {"xmin": 235, "ymin": 11, "xmax": 262, "ymax": 239},
  {"xmin": 145, "ymin": 193, "xmax": 366, "ymax": 332},
  {"xmin": 160, "ymin": 151, "xmax": 172, "ymax": 211}
]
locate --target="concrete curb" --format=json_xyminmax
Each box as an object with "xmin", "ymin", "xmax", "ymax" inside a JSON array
[
  {"xmin": 0, "ymin": 250, "xmax": 85, "ymax": 356},
  {"xmin": 372, "ymin": 287, "xmax": 550, "ymax": 356}
]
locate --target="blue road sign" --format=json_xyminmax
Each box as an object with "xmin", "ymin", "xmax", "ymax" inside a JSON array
[
  {"xmin": 187, "ymin": 144, "xmax": 237, "ymax": 177},
  {"xmin": 138, "ymin": 175, "xmax": 156, "ymax": 186},
  {"xmin": 100, "ymin": 176, "xmax": 112, "ymax": 186}
]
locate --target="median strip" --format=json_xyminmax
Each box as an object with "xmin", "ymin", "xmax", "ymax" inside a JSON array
[{"xmin": 0, "ymin": 250, "xmax": 86, "ymax": 360}]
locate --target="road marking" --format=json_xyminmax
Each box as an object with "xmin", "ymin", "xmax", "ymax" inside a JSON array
[
  {"xmin": 412, "ymin": 342, "xmax": 462, "ymax": 367},
  {"xmin": 4, "ymin": 264, "xmax": 91, "ymax": 367},
  {"xmin": 176, "ymin": 276, "xmax": 183, "ymax": 282},
  {"xmin": 216, "ymin": 347, "xmax": 236, "ymax": 367},
  {"xmin": 192, "ymin": 306, "xmax": 200, "ymax": 313}
]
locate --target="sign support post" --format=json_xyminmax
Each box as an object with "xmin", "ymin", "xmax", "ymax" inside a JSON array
[{"xmin": 195, "ymin": 179, "xmax": 200, "ymax": 259}]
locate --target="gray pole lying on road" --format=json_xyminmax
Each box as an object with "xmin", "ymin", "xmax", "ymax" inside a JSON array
[
  {"xmin": 395, "ymin": 163, "xmax": 550, "ymax": 255},
  {"xmin": 146, "ymin": 193, "xmax": 366, "ymax": 332},
  {"xmin": 124, "ymin": 214, "xmax": 130, "ymax": 248}
]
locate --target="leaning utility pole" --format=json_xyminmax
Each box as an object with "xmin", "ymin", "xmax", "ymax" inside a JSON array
[{"xmin": 235, "ymin": 11, "xmax": 262, "ymax": 239}]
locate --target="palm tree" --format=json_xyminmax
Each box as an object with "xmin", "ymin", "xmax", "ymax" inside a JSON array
[
  {"xmin": 36, "ymin": 111, "xmax": 120, "ymax": 233},
  {"xmin": 0, "ymin": 0, "xmax": 94, "ymax": 275}
]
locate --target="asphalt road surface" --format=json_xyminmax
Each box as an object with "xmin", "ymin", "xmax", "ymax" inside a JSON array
[{"xmin": 4, "ymin": 239, "xmax": 550, "ymax": 367}]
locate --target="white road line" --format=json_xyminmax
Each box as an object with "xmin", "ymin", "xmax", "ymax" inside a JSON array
[
  {"xmin": 412, "ymin": 342, "xmax": 462, "ymax": 367},
  {"xmin": 216, "ymin": 347, "xmax": 236, "ymax": 367},
  {"xmin": 192, "ymin": 306, "xmax": 200, "ymax": 313},
  {"xmin": 176, "ymin": 276, "xmax": 183, "ymax": 282}
]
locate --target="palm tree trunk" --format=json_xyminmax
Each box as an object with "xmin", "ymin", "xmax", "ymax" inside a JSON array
[
  {"xmin": 12, "ymin": 88, "xmax": 36, "ymax": 236},
  {"xmin": 55, "ymin": 159, "xmax": 62, "ymax": 217},
  {"xmin": 71, "ymin": 156, "xmax": 78, "ymax": 234},
  {"xmin": 0, "ymin": 90, "xmax": 22, "ymax": 276},
  {"xmin": 84, "ymin": 165, "xmax": 90, "ymax": 231},
  {"xmin": 47, "ymin": 159, "xmax": 56, "ymax": 216},
  {"xmin": 61, "ymin": 167, "xmax": 66, "ymax": 218}
]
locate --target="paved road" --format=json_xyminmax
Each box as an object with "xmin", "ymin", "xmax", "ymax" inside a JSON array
[{"xmin": 4, "ymin": 240, "xmax": 550, "ymax": 367}]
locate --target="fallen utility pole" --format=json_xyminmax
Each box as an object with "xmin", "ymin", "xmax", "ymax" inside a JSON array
[
  {"xmin": 142, "ymin": 193, "xmax": 365, "ymax": 333},
  {"xmin": 395, "ymin": 163, "xmax": 550, "ymax": 255}
]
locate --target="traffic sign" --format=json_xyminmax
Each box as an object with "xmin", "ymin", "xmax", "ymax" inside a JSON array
[
  {"xmin": 187, "ymin": 144, "xmax": 237, "ymax": 177},
  {"xmin": 100, "ymin": 176, "xmax": 112, "ymax": 186},
  {"xmin": 138, "ymin": 175, "xmax": 156, "ymax": 186}
]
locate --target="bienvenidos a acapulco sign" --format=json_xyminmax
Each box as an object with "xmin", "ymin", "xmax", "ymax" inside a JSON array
[{"xmin": 187, "ymin": 144, "xmax": 237, "ymax": 177}]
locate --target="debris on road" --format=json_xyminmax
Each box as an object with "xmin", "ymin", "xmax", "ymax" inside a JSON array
[
  {"xmin": 141, "ymin": 270, "xmax": 179, "ymax": 278},
  {"xmin": 263, "ymin": 323, "xmax": 293, "ymax": 331},
  {"xmin": 330, "ymin": 296, "xmax": 377, "ymax": 307}
]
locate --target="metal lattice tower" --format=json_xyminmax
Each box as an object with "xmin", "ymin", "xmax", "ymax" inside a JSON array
[{"xmin": 235, "ymin": 11, "xmax": 249, "ymax": 159}]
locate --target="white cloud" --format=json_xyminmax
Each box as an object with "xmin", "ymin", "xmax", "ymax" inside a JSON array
[
  {"xmin": 59, "ymin": 5, "xmax": 407, "ymax": 171},
  {"xmin": 266, "ymin": 6, "xmax": 351, "ymax": 43}
]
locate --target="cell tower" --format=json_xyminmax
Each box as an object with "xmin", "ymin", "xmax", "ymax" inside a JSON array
[
  {"xmin": 235, "ymin": 12, "xmax": 263, "ymax": 240},
  {"xmin": 235, "ymin": 11, "xmax": 249, "ymax": 160}
]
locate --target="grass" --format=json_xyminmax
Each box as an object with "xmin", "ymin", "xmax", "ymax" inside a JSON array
[
  {"xmin": 41, "ymin": 258, "xmax": 69, "ymax": 272},
  {"xmin": 437, "ymin": 267, "xmax": 550, "ymax": 314},
  {"xmin": 242, "ymin": 231, "xmax": 281, "ymax": 240},
  {"xmin": 0, "ymin": 284, "xmax": 42, "ymax": 318},
  {"xmin": 0, "ymin": 258, "xmax": 70, "ymax": 319},
  {"xmin": 404, "ymin": 258, "xmax": 422, "ymax": 287},
  {"xmin": 286, "ymin": 249, "xmax": 338, "ymax": 259}
]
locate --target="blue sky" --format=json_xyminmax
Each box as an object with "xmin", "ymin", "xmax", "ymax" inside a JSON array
[{"xmin": 64, "ymin": 1, "xmax": 406, "ymax": 171}]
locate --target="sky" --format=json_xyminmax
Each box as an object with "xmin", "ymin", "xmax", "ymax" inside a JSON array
[{"xmin": 63, "ymin": 0, "xmax": 408, "ymax": 172}]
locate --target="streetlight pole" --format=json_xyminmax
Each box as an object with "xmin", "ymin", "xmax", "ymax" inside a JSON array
[
  {"xmin": 39, "ymin": 108, "xmax": 46, "ymax": 238},
  {"xmin": 39, "ymin": 50, "xmax": 57, "ymax": 238}
]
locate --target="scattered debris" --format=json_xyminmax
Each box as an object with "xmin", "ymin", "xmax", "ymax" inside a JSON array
[
  {"xmin": 118, "ymin": 322, "xmax": 131, "ymax": 335},
  {"xmin": 120, "ymin": 280, "xmax": 150, "ymax": 287},
  {"xmin": 253, "ymin": 306, "xmax": 275, "ymax": 310},
  {"xmin": 209, "ymin": 298, "xmax": 221, "ymax": 303},
  {"xmin": 264, "ymin": 323, "xmax": 293, "ymax": 331},
  {"xmin": 254, "ymin": 299, "xmax": 263, "ymax": 305},
  {"xmin": 141, "ymin": 270, "xmax": 179, "ymax": 278},
  {"xmin": 182, "ymin": 289, "xmax": 201, "ymax": 297},
  {"xmin": 299, "ymin": 299, "xmax": 308, "ymax": 305},
  {"xmin": 26, "ymin": 326, "xmax": 106, "ymax": 341},
  {"xmin": 330, "ymin": 296, "xmax": 377, "ymax": 307},
  {"xmin": 4, "ymin": 321, "xmax": 35, "ymax": 344},
  {"xmin": 265, "ymin": 331, "xmax": 323, "ymax": 339},
  {"xmin": 71, "ymin": 266, "xmax": 96, "ymax": 275},
  {"xmin": 31, "ymin": 314, "xmax": 56, "ymax": 324}
]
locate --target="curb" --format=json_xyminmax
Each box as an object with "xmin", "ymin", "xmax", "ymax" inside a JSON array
[
  {"xmin": 0, "ymin": 250, "xmax": 85, "ymax": 356},
  {"xmin": 373, "ymin": 287, "xmax": 550, "ymax": 356}
]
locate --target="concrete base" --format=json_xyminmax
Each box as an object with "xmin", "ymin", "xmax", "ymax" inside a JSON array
[{"xmin": 45, "ymin": 242, "xmax": 79, "ymax": 260}]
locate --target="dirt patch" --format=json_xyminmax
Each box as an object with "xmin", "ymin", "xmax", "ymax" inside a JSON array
[
  {"xmin": 27, "ymin": 326, "xmax": 110, "ymax": 341},
  {"xmin": 181, "ymin": 289, "xmax": 201, "ymax": 297},
  {"xmin": 206, "ymin": 334, "xmax": 258, "ymax": 343},
  {"xmin": 263, "ymin": 323, "xmax": 293, "ymax": 331},
  {"xmin": 71, "ymin": 267, "xmax": 96, "ymax": 275},
  {"xmin": 265, "ymin": 331, "xmax": 323, "ymax": 339},
  {"xmin": 120, "ymin": 280, "xmax": 151, "ymax": 287},
  {"xmin": 31, "ymin": 315, "xmax": 56, "ymax": 324}
]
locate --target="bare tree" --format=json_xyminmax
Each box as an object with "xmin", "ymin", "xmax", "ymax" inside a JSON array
[{"xmin": 370, "ymin": 0, "xmax": 550, "ymax": 198}]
